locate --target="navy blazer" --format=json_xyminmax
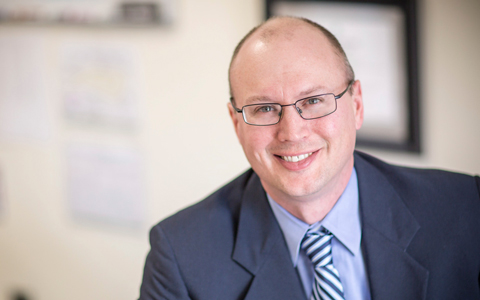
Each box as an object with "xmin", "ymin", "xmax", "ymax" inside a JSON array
[{"xmin": 140, "ymin": 151, "xmax": 480, "ymax": 300}]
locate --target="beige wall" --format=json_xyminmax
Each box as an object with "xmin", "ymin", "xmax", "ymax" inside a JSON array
[{"xmin": 0, "ymin": 0, "xmax": 478, "ymax": 299}]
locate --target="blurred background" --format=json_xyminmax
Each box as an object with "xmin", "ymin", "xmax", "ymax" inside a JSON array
[{"xmin": 0, "ymin": 0, "xmax": 478, "ymax": 299}]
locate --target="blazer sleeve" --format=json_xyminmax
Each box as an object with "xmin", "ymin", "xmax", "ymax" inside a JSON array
[
  {"xmin": 475, "ymin": 176, "xmax": 480, "ymax": 197},
  {"xmin": 477, "ymin": 176, "xmax": 480, "ymax": 290},
  {"xmin": 139, "ymin": 225, "xmax": 190, "ymax": 300}
]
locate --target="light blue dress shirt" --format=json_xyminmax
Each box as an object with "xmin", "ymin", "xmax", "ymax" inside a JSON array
[{"xmin": 267, "ymin": 169, "xmax": 371, "ymax": 300}]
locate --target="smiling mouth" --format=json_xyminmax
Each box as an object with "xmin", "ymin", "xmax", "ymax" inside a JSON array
[{"xmin": 280, "ymin": 152, "xmax": 313, "ymax": 162}]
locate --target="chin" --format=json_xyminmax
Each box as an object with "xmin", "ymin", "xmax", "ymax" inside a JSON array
[{"xmin": 279, "ymin": 181, "xmax": 323, "ymax": 199}]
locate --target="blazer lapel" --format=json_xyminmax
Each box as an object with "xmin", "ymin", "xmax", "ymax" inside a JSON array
[
  {"xmin": 355, "ymin": 153, "xmax": 429, "ymax": 300},
  {"xmin": 232, "ymin": 172, "xmax": 306, "ymax": 300}
]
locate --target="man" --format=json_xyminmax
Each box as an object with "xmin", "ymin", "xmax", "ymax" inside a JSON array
[{"xmin": 140, "ymin": 17, "xmax": 480, "ymax": 300}]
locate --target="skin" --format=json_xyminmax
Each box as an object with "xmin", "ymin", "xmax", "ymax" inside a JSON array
[{"xmin": 228, "ymin": 18, "xmax": 364, "ymax": 224}]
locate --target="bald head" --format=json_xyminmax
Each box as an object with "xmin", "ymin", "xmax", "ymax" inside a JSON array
[{"xmin": 228, "ymin": 17, "xmax": 354, "ymax": 100}]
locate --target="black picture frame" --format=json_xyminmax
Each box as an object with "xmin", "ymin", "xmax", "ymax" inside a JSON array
[{"xmin": 266, "ymin": 0, "xmax": 420, "ymax": 152}]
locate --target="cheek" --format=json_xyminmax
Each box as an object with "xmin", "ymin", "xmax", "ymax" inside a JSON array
[
  {"xmin": 249, "ymin": 133, "xmax": 271, "ymax": 155},
  {"xmin": 311, "ymin": 116, "xmax": 339, "ymax": 141},
  {"xmin": 314, "ymin": 110, "xmax": 356, "ymax": 145},
  {"xmin": 238, "ymin": 126, "xmax": 270, "ymax": 155}
]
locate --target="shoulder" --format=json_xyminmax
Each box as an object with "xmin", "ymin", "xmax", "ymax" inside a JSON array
[
  {"xmin": 140, "ymin": 169, "xmax": 259, "ymax": 299},
  {"xmin": 354, "ymin": 150, "xmax": 480, "ymax": 220},
  {"xmin": 354, "ymin": 151, "xmax": 478, "ymax": 191},
  {"xmin": 150, "ymin": 169, "xmax": 255, "ymax": 241}
]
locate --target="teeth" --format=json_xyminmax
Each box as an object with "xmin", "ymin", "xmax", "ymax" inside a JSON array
[{"xmin": 281, "ymin": 152, "xmax": 313, "ymax": 162}]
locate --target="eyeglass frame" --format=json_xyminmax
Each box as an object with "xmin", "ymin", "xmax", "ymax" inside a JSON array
[{"xmin": 230, "ymin": 80, "xmax": 355, "ymax": 126}]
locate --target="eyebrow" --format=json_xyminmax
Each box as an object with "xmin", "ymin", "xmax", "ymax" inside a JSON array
[
  {"xmin": 297, "ymin": 84, "xmax": 329, "ymax": 97},
  {"xmin": 244, "ymin": 96, "xmax": 274, "ymax": 105},
  {"xmin": 244, "ymin": 84, "xmax": 329, "ymax": 105}
]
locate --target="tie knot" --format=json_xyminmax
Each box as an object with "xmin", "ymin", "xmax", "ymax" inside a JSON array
[
  {"xmin": 301, "ymin": 228, "xmax": 333, "ymax": 268},
  {"xmin": 305, "ymin": 227, "xmax": 331, "ymax": 238}
]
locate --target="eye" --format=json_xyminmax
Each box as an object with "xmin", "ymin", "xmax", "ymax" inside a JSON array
[
  {"xmin": 306, "ymin": 97, "xmax": 324, "ymax": 105},
  {"xmin": 255, "ymin": 105, "xmax": 275, "ymax": 113}
]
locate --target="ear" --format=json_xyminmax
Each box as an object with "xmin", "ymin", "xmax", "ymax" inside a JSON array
[{"xmin": 351, "ymin": 80, "xmax": 364, "ymax": 130}]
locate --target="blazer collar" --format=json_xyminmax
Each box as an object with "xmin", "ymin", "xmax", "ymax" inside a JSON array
[
  {"xmin": 354, "ymin": 152, "xmax": 429, "ymax": 300},
  {"xmin": 232, "ymin": 172, "xmax": 306, "ymax": 300}
]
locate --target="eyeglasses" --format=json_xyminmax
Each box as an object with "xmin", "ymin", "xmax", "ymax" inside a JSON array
[{"xmin": 231, "ymin": 80, "xmax": 354, "ymax": 126}]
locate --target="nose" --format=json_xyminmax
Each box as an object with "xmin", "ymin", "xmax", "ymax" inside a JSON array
[{"xmin": 276, "ymin": 104, "xmax": 309, "ymax": 142}]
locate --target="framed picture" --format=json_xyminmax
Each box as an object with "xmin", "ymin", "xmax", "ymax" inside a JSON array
[{"xmin": 266, "ymin": 0, "xmax": 420, "ymax": 152}]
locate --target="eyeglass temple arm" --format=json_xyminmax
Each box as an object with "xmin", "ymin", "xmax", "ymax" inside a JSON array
[
  {"xmin": 335, "ymin": 80, "xmax": 355, "ymax": 99},
  {"xmin": 229, "ymin": 97, "xmax": 242, "ymax": 113}
]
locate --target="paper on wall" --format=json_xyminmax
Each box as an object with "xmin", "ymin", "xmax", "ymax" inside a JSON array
[
  {"xmin": 66, "ymin": 143, "xmax": 146, "ymax": 227},
  {"xmin": 60, "ymin": 42, "xmax": 140, "ymax": 131},
  {"xmin": 0, "ymin": 36, "xmax": 51, "ymax": 142}
]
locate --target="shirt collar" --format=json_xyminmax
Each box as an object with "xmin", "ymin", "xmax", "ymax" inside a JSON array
[{"xmin": 267, "ymin": 168, "xmax": 361, "ymax": 266}]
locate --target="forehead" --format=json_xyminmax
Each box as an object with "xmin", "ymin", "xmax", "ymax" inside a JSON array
[{"xmin": 230, "ymin": 20, "xmax": 346, "ymax": 104}]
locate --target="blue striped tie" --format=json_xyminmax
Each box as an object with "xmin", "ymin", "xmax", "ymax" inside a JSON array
[{"xmin": 301, "ymin": 228, "xmax": 345, "ymax": 300}]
